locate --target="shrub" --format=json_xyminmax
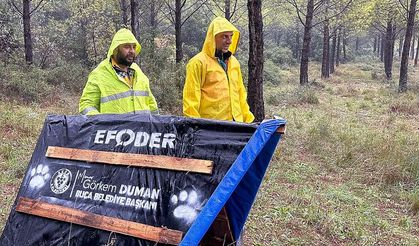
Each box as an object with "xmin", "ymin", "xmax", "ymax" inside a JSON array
[
  {"xmin": 0, "ymin": 65, "xmax": 52, "ymax": 102},
  {"xmin": 359, "ymin": 64, "xmax": 374, "ymax": 71},
  {"xmin": 371, "ymin": 70, "xmax": 379, "ymax": 80},
  {"xmin": 389, "ymin": 97, "xmax": 419, "ymax": 115},
  {"xmin": 291, "ymin": 87, "xmax": 320, "ymax": 105},
  {"xmin": 264, "ymin": 60, "xmax": 283, "ymax": 86},
  {"xmin": 354, "ymin": 55, "xmax": 378, "ymax": 67},
  {"xmin": 128, "ymin": 44, "xmax": 184, "ymax": 115},
  {"xmin": 44, "ymin": 62, "xmax": 89, "ymax": 93},
  {"xmin": 149, "ymin": 65, "xmax": 184, "ymax": 116},
  {"xmin": 182, "ymin": 44, "xmax": 200, "ymax": 61},
  {"xmin": 265, "ymin": 46, "xmax": 296, "ymax": 67},
  {"xmin": 265, "ymin": 90, "xmax": 283, "ymax": 106}
]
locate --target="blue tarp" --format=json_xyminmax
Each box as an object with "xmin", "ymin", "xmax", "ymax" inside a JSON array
[{"xmin": 181, "ymin": 119, "xmax": 285, "ymax": 245}]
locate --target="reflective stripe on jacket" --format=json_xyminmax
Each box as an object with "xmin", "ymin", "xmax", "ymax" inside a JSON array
[
  {"xmin": 79, "ymin": 28, "xmax": 158, "ymax": 115},
  {"xmin": 183, "ymin": 17, "xmax": 254, "ymax": 123}
]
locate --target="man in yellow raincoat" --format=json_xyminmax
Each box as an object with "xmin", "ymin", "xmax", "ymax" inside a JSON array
[
  {"xmin": 183, "ymin": 17, "xmax": 254, "ymax": 123},
  {"xmin": 79, "ymin": 28, "xmax": 158, "ymax": 115}
]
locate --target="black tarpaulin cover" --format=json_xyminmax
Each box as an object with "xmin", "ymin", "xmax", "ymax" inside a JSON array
[{"xmin": 0, "ymin": 114, "xmax": 286, "ymax": 245}]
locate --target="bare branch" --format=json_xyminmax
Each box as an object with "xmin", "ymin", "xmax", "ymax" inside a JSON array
[
  {"xmin": 165, "ymin": 0, "xmax": 175, "ymax": 12},
  {"xmin": 163, "ymin": 1, "xmax": 175, "ymax": 24},
  {"xmin": 314, "ymin": 0, "xmax": 324, "ymax": 8},
  {"xmin": 156, "ymin": 14, "xmax": 169, "ymax": 27},
  {"xmin": 230, "ymin": 4, "xmax": 247, "ymax": 24},
  {"xmin": 8, "ymin": 1, "xmax": 22, "ymax": 16},
  {"xmin": 30, "ymin": 0, "xmax": 46, "ymax": 15},
  {"xmin": 312, "ymin": 0, "xmax": 353, "ymax": 28},
  {"xmin": 181, "ymin": 0, "xmax": 207, "ymax": 27},
  {"xmin": 371, "ymin": 22, "xmax": 387, "ymax": 33},
  {"xmin": 398, "ymin": 0, "xmax": 409, "ymax": 12},
  {"xmin": 204, "ymin": 1, "xmax": 218, "ymax": 17},
  {"xmin": 230, "ymin": 0, "xmax": 239, "ymax": 18},
  {"xmin": 152, "ymin": 1, "xmax": 169, "ymax": 27},
  {"xmin": 160, "ymin": 23, "xmax": 174, "ymax": 33},
  {"xmin": 313, "ymin": 1, "xmax": 324, "ymax": 13},
  {"xmin": 200, "ymin": 2, "xmax": 216, "ymax": 22},
  {"xmin": 284, "ymin": 0, "xmax": 308, "ymax": 26},
  {"xmin": 211, "ymin": 0, "xmax": 223, "ymax": 12},
  {"xmin": 183, "ymin": 0, "xmax": 204, "ymax": 13},
  {"xmin": 181, "ymin": 0, "xmax": 187, "ymax": 9}
]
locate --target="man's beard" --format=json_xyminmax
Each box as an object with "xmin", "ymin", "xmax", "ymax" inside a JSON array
[{"xmin": 115, "ymin": 52, "xmax": 134, "ymax": 67}]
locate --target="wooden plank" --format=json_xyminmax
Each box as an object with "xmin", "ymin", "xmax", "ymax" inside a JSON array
[
  {"xmin": 16, "ymin": 197, "xmax": 183, "ymax": 245},
  {"xmin": 200, "ymin": 207, "xmax": 234, "ymax": 245},
  {"xmin": 276, "ymin": 125, "xmax": 286, "ymax": 134},
  {"xmin": 46, "ymin": 146, "xmax": 213, "ymax": 174}
]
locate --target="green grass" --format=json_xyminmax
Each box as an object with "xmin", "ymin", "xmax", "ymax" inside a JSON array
[
  {"xmin": 246, "ymin": 62, "xmax": 419, "ymax": 245},
  {"xmin": 0, "ymin": 98, "xmax": 78, "ymax": 230},
  {"xmin": 0, "ymin": 62, "xmax": 418, "ymax": 244}
]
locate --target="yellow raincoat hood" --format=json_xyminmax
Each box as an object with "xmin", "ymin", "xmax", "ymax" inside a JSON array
[
  {"xmin": 107, "ymin": 28, "xmax": 141, "ymax": 59},
  {"xmin": 202, "ymin": 17, "xmax": 240, "ymax": 57},
  {"xmin": 183, "ymin": 17, "xmax": 254, "ymax": 123},
  {"xmin": 79, "ymin": 28, "xmax": 158, "ymax": 116}
]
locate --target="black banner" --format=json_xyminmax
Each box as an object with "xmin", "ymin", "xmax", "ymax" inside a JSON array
[{"xmin": 1, "ymin": 114, "xmax": 258, "ymax": 245}]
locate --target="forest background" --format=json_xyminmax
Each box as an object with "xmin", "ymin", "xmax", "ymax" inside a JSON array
[{"xmin": 0, "ymin": 0, "xmax": 418, "ymax": 244}]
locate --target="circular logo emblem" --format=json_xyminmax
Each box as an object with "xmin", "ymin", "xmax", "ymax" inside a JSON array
[{"xmin": 50, "ymin": 168, "xmax": 72, "ymax": 194}]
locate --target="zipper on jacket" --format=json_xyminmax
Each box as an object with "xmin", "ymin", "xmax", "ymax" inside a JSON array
[
  {"xmin": 111, "ymin": 63, "xmax": 137, "ymax": 109},
  {"xmin": 217, "ymin": 57, "xmax": 234, "ymax": 120}
]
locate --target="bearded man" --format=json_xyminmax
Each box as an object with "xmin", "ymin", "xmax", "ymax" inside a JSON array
[{"xmin": 79, "ymin": 28, "xmax": 158, "ymax": 115}]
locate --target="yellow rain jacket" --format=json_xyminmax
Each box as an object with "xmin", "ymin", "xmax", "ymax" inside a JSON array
[
  {"xmin": 183, "ymin": 17, "xmax": 254, "ymax": 123},
  {"xmin": 79, "ymin": 28, "xmax": 158, "ymax": 115}
]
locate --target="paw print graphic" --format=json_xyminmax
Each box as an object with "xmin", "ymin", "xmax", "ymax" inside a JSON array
[
  {"xmin": 29, "ymin": 164, "xmax": 51, "ymax": 189},
  {"xmin": 170, "ymin": 188, "xmax": 204, "ymax": 225}
]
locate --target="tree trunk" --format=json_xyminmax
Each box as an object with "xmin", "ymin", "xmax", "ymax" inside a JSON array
[
  {"xmin": 150, "ymin": 0, "xmax": 157, "ymax": 29},
  {"xmin": 384, "ymin": 20, "xmax": 394, "ymax": 80},
  {"xmin": 330, "ymin": 30, "xmax": 336, "ymax": 74},
  {"xmin": 391, "ymin": 26, "xmax": 396, "ymax": 62},
  {"xmin": 79, "ymin": 21, "xmax": 90, "ymax": 66},
  {"xmin": 225, "ymin": 0, "xmax": 231, "ymax": 20},
  {"xmin": 373, "ymin": 36, "xmax": 377, "ymax": 53},
  {"xmin": 415, "ymin": 36, "xmax": 419, "ymax": 67},
  {"xmin": 336, "ymin": 28, "xmax": 341, "ymax": 67},
  {"xmin": 130, "ymin": 0, "xmax": 139, "ymax": 39},
  {"xmin": 380, "ymin": 34, "xmax": 384, "ymax": 62},
  {"xmin": 295, "ymin": 29, "xmax": 301, "ymax": 60},
  {"xmin": 398, "ymin": 35, "xmax": 403, "ymax": 57},
  {"xmin": 310, "ymin": 39, "xmax": 316, "ymax": 57},
  {"xmin": 377, "ymin": 35, "xmax": 381, "ymax": 57},
  {"xmin": 175, "ymin": 0, "xmax": 183, "ymax": 63},
  {"xmin": 321, "ymin": 19, "xmax": 330, "ymax": 78},
  {"xmin": 293, "ymin": 17, "xmax": 301, "ymax": 60},
  {"xmin": 148, "ymin": 0, "xmax": 158, "ymax": 56},
  {"xmin": 299, "ymin": 0, "xmax": 314, "ymax": 85},
  {"xmin": 411, "ymin": 34, "xmax": 415, "ymax": 59},
  {"xmin": 120, "ymin": 0, "xmax": 129, "ymax": 27},
  {"xmin": 23, "ymin": 0, "xmax": 33, "ymax": 64},
  {"xmin": 342, "ymin": 30, "xmax": 347, "ymax": 62},
  {"xmin": 355, "ymin": 36, "xmax": 359, "ymax": 51},
  {"xmin": 91, "ymin": 27, "xmax": 98, "ymax": 64},
  {"xmin": 399, "ymin": 0, "xmax": 417, "ymax": 92},
  {"xmin": 247, "ymin": 0, "xmax": 264, "ymax": 121}
]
